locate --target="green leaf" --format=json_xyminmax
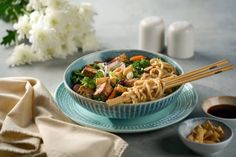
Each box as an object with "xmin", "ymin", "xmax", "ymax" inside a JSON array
[
  {"xmin": 71, "ymin": 69, "xmax": 84, "ymax": 84},
  {"xmin": 132, "ymin": 59, "xmax": 150, "ymax": 75},
  {"xmin": 0, "ymin": 0, "xmax": 29, "ymax": 23},
  {"xmin": 81, "ymin": 77, "xmax": 96, "ymax": 89},
  {"xmin": 95, "ymin": 71, "xmax": 104, "ymax": 78},
  {"xmin": 89, "ymin": 63, "xmax": 100, "ymax": 70},
  {"xmin": 0, "ymin": 29, "xmax": 17, "ymax": 46},
  {"xmin": 93, "ymin": 94, "xmax": 107, "ymax": 102}
]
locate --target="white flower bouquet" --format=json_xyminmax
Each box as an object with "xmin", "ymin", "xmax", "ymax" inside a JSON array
[{"xmin": 2, "ymin": 0, "xmax": 99, "ymax": 66}]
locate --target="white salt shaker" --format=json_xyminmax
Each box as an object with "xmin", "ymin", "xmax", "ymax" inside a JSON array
[
  {"xmin": 139, "ymin": 16, "xmax": 165, "ymax": 52},
  {"xmin": 167, "ymin": 21, "xmax": 194, "ymax": 58}
]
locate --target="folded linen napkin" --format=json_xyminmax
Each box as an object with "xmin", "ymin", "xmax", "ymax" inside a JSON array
[{"xmin": 0, "ymin": 77, "xmax": 128, "ymax": 157}]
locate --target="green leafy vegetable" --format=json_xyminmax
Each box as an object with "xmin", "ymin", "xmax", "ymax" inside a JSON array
[
  {"xmin": 95, "ymin": 71, "xmax": 104, "ymax": 78},
  {"xmin": 89, "ymin": 64, "xmax": 100, "ymax": 70},
  {"xmin": 108, "ymin": 71, "xmax": 115, "ymax": 77},
  {"xmin": 124, "ymin": 60, "xmax": 132, "ymax": 67},
  {"xmin": 0, "ymin": 0, "xmax": 29, "ymax": 23},
  {"xmin": 115, "ymin": 92, "xmax": 122, "ymax": 97},
  {"xmin": 81, "ymin": 77, "xmax": 96, "ymax": 89},
  {"xmin": 0, "ymin": 29, "xmax": 18, "ymax": 46},
  {"xmin": 133, "ymin": 70, "xmax": 139, "ymax": 78},
  {"xmin": 132, "ymin": 59, "xmax": 150, "ymax": 75},
  {"xmin": 93, "ymin": 94, "xmax": 107, "ymax": 101},
  {"xmin": 71, "ymin": 69, "xmax": 84, "ymax": 84},
  {"xmin": 132, "ymin": 59, "xmax": 150, "ymax": 69}
]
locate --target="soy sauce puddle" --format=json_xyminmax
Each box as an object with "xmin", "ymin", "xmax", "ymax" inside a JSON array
[{"xmin": 207, "ymin": 104, "xmax": 236, "ymax": 119}]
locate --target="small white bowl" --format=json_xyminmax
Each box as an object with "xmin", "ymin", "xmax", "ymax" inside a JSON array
[
  {"xmin": 178, "ymin": 117, "xmax": 233, "ymax": 155},
  {"xmin": 202, "ymin": 96, "xmax": 236, "ymax": 129}
]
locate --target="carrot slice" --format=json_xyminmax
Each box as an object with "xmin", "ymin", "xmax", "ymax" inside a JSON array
[
  {"xmin": 108, "ymin": 89, "xmax": 117, "ymax": 99},
  {"xmin": 130, "ymin": 55, "xmax": 145, "ymax": 61}
]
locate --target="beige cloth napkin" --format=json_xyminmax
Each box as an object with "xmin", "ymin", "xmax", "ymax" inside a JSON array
[{"xmin": 0, "ymin": 77, "xmax": 128, "ymax": 157}]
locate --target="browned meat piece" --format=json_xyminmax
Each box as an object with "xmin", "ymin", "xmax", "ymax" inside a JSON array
[
  {"xmin": 104, "ymin": 83, "xmax": 113, "ymax": 96},
  {"xmin": 115, "ymin": 84, "xmax": 127, "ymax": 93},
  {"xmin": 107, "ymin": 60, "xmax": 125, "ymax": 71},
  {"xmin": 125, "ymin": 79, "xmax": 137, "ymax": 87},
  {"xmin": 94, "ymin": 83, "xmax": 106, "ymax": 96},
  {"xmin": 106, "ymin": 95, "xmax": 131, "ymax": 106},
  {"xmin": 94, "ymin": 81, "xmax": 113, "ymax": 97},
  {"xmin": 81, "ymin": 66, "xmax": 97, "ymax": 77},
  {"xmin": 96, "ymin": 77, "xmax": 109, "ymax": 85},
  {"xmin": 94, "ymin": 61, "xmax": 102, "ymax": 64},
  {"xmin": 77, "ymin": 85, "xmax": 94, "ymax": 98},
  {"xmin": 110, "ymin": 77, "xmax": 117, "ymax": 86},
  {"xmin": 112, "ymin": 53, "xmax": 128, "ymax": 62}
]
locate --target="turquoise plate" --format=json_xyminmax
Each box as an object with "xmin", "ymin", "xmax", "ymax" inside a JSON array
[{"xmin": 54, "ymin": 82, "xmax": 198, "ymax": 133}]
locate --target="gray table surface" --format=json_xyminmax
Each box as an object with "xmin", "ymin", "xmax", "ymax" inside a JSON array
[{"xmin": 0, "ymin": 0, "xmax": 236, "ymax": 156}]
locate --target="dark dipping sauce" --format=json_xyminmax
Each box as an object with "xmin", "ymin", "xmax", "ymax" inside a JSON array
[{"xmin": 208, "ymin": 104, "xmax": 236, "ymax": 119}]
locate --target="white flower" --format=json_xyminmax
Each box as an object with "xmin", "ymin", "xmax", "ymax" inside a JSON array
[
  {"xmin": 60, "ymin": 34, "xmax": 78, "ymax": 55},
  {"xmin": 9, "ymin": 0, "xmax": 99, "ymax": 66},
  {"xmin": 7, "ymin": 44, "xmax": 36, "ymax": 66},
  {"xmin": 29, "ymin": 11, "xmax": 41, "ymax": 25},
  {"xmin": 27, "ymin": 0, "xmax": 46, "ymax": 11},
  {"xmin": 78, "ymin": 3, "xmax": 96, "ymax": 23},
  {"xmin": 44, "ymin": 8, "xmax": 68, "ymax": 31},
  {"xmin": 45, "ymin": 0, "xmax": 69, "ymax": 10},
  {"xmin": 81, "ymin": 32, "xmax": 100, "ymax": 52},
  {"xmin": 29, "ymin": 26, "xmax": 64, "ymax": 60},
  {"xmin": 13, "ymin": 15, "xmax": 31, "ymax": 40}
]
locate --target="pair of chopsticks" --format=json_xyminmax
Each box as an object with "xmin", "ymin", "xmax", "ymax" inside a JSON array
[{"xmin": 163, "ymin": 59, "xmax": 234, "ymax": 89}]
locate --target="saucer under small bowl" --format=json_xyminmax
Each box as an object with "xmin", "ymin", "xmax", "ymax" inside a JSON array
[
  {"xmin": 178, "ymin": 117, "xmax": 233, "ymax": 155},
  {"xmin": 202, "ymin": 96, "xmax": 236, "ymax": 129}
]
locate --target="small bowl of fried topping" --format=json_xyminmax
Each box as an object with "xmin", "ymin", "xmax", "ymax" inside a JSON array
[{"xmin": 178, "ymin": 117, "xmax": 233, "ymax": 155}]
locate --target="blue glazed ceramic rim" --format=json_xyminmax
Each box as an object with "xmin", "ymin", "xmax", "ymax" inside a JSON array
[{"xmin": 54, "ymin": 82, "xmax": 198, "ymax": 133}]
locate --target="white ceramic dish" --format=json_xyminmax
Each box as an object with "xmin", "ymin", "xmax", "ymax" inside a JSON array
[
  {"xmin": 202, "ymin": 96, "xmax": 236, "ymax": 129},
  {"xmin": 178, "ymin": 117, "xmax": 233, "ymax": 155}
]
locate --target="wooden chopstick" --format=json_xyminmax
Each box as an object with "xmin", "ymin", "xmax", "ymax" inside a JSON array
[
  {"xmin": 164, "ymin": 59, "xmax": 229, "ymax": 84},
  {"xmin": 165, "ymin": 64, "xmax": 234, "ymax": 89}
]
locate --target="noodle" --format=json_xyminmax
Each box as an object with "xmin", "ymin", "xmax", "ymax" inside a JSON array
[
  {"xmin": 121, "ymin": 58, "xmax": 177, "ymax": 104},
  {"xmin": 72, "ymin": 53, "xmax": 179, "ymax": 105}
]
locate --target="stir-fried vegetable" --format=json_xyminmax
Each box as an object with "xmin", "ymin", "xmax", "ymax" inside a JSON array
[
  {"xmin": 70, "ymin": 53, "xmax": 153, "ymax": 102},
  {"xmin": 93, "ymin": 94, "xmax": 107, "ymax": 101},
  {"xmin": 95, "ymin": 71, "xmax": 104, "ymax": 78},
  {"xmin": 81, "ymin": 77, "xmax": 96, "ymax": 89},
  {"xmin": 71, "ymin": 69, "xmax": 84, "ymax": 84},
  {"xmin": 130, "ymin": 55, "xmax": 145, "ymax": 61},
  {"xmin": 132, "ymin": 59, "xmax": 150, "ymax": 75}
]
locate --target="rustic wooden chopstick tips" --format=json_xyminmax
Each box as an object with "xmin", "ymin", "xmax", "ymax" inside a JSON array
[{"xmin": 164, "ymin": 59, "xmax": 234, "ymax": 89}]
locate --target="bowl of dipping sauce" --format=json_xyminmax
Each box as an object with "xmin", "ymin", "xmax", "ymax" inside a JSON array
[{"xmin": 202, "ymin": 96, "xmax": 236, "ymax": 129}]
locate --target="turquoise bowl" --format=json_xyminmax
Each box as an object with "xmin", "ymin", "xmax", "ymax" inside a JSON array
[{"xmin": 64, "ymin": 49, "xmax": 184, "ymax": 119}]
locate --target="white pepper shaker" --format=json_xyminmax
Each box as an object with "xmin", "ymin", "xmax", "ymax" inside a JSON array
[
  {"xmin": 167, "ymin": 21, "xmax": 194, "ymax": 58},
  {"xmin": 139, "ymin": 16, "xmax": 165, "ymax": 52}
]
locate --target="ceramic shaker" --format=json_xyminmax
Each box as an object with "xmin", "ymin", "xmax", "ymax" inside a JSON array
[
  {"xmin": 139, "ymin": 16, "xmax": 165, "ymax": 53},
  {"xmin": 167, "ymin": 21, "xmax": 194, "ymax": 58}
]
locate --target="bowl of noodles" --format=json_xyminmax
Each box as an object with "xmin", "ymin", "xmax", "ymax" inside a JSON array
[{"xmin": 64, "ymin": 49, "xmax": 184, "ymax": 119}]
